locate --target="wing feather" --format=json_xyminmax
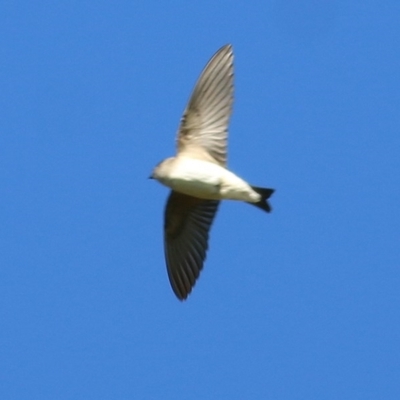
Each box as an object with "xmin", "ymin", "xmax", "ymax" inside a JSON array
[
  {"xmin": 164, "ymin": 191, "xmax": 219, "ymax": 300},
  {"xmin": 177, "ymin": 44, "xmax": 234, "ymax": 166}
]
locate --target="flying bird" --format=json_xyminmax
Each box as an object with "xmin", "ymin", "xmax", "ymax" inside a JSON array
[{"xmin": 150, "ymin": 44, "xmax": 274, "ymax": 300}]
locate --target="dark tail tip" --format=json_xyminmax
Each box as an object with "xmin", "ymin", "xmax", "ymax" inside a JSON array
[{"xmin": 248, "ymin": 186, "xmax": 275, "ymax": 213}]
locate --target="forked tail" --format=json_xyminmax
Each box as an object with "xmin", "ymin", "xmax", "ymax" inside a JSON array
[{"xmin": 249, "ymin": 186, "xmax": 275, "ymax": 213}]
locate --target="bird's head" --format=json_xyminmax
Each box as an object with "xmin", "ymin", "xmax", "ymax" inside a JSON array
[{"xmin": 149, "ymin": 158, "xmax": 175, "ymax": 183}]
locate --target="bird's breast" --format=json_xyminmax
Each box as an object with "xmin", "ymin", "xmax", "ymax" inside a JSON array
[{"xmin": 166, "ymin": 158, "xmax": 224, "ymax": 199}]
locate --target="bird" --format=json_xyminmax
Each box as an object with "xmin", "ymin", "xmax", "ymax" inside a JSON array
[{"xmin": 150, "ymin": 44, "xmax": 274, "ymax": 300}]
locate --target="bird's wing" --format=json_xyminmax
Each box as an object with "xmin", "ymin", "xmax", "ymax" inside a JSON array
[
  {"xmin": 164, "ymin": 191, "xmax": 219, "ymax": 300},
  {"xmin": 176, "ymin": 44, "xmax": 234, "ymax": 166}
]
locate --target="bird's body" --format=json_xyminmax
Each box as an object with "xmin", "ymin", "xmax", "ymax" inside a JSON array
[
  {"xmin": 151, "ymin": 44, "xmax": 275, "ymax": 300},
  {"xmin": 155, "ymin": 156, "xmax": 261, "ymax": 203}
]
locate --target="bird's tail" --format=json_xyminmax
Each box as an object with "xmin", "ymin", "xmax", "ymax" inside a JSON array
[{"xmin": 248, "ymin": 186, "xmax": 275, "ymax": 213}]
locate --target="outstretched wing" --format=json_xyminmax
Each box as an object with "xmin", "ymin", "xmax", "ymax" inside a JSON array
[
  {"xmin": 164, "ymin": 191, "xmax": 219, "ymax": 300},
  {"xmin": 177, "ymin": 44, "xmax": 234, "ymax": 166}
]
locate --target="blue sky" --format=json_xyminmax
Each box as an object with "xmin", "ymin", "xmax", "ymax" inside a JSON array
[{"xmin": 1, "ymin": 1, "xmax": 399, "ymax": 399}]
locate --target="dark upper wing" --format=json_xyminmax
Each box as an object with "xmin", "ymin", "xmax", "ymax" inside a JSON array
[
  {"xmin": 164, "ymin": 191, "xmax": 219, "ymax": 300},
  {"xmin": 177, "ymin": 44, "xmax": 234, "ymax": 166}
]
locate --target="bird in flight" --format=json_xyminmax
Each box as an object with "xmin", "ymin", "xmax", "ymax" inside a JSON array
[{"xmin": 150, "ymin": 44, "xmax": 274, "ymax": 300}]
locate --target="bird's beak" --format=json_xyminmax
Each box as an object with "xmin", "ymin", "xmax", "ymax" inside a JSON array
[{"xmin": 148, "ymin": 174, "xmax": 154, "ymax": 179}]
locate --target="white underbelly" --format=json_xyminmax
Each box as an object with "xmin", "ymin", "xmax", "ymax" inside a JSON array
[
  {"xmin": 166, "ymin": 158, "xmax": 259, "ymax": 202},
  {"xmin": 169, "ymin": 178, "xmax": 221, "ymax": 199},
  {"xmin": 168, "ymin": 160, "xmax": 222, "ymax": 199}
]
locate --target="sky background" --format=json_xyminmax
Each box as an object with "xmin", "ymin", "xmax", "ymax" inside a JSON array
[{"xmin": 1, "ymin": 1, "xmax": 399, "ymax": 399}]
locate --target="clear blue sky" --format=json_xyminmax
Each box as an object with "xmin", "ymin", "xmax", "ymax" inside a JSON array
[{"xmin": 1, "ymin": 1, "xmax": 399, "ymax": 399}]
